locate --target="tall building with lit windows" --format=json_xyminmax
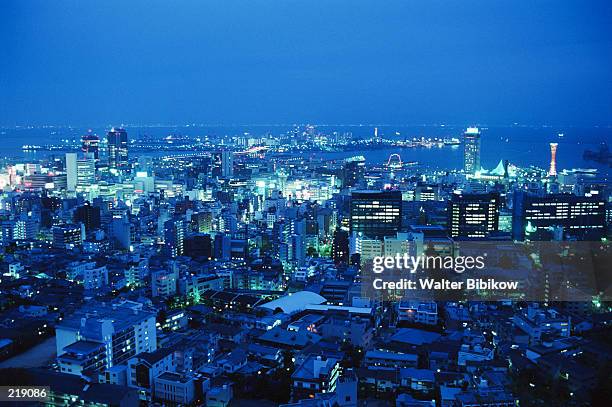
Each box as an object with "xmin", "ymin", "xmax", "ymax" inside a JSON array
[
  {"xmin": 164, "ymin": 218, "xmax": 185, "ymax": 257},
  {"xmin": 65, "ymin": 152, "xmax": 78, "ymax": 192},
  {"xmin": 221, "ymin": 149, "xmax": 234, "ymax": 177},
  {"xmin": 76, "ymin": 156, "xmax": 96, "ymax": 189},
  {"xmin": 52, "ymin": 224, "xmax": 84, "ymax": 249},
  {"xmin": 211, "ymin": 150, "xmax": 234, "ymax": 178},
  {"xmin": 463, "ymin": 127, "xmax": 481, "ymax": 175},
  {"xmin": 81, "ymin": 133, "xmax": 100, "ymax": 161},
  {"xmin": 332, "ymin": 228, "xmax": 349, "ymax": 264},
  {"xmin": 350, "ymin": 190, "xmax": 402, "ymax": 239},
  {"xmin": 341, "ymin": 156, "xmax": 365, "ymax": 188},
  {"xmin": 55, "ymin": 301, "xmax": 157, "ymax": 376},
  {"xmin": 512, "ymin": 192, "xmax": 606, "ymax": 241},
  {"xmin": 107, "ymin": 127, "xmax": 129, "ymax": 170},
  {"xmin": 448, "ymin": 192, "xmax": 500, "ymax": 239}
]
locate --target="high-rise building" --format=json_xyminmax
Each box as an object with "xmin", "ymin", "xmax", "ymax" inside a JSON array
[
  {"xmin": 463, "ymin": 127, "xmax": 481, "ymax": 175},
  {"xmin": 107, "ymin": 128, "xmax": 129, "ymax": 170},
  {"xmin": 13, "ymin": 216, "xmax": 38, "ymax": 241},
  {"xmin": 83, "ymin": 264, "xmax": 109, "ymax": 290},
  {"xmin": 55, "ymin": 301, "xmax": 156, "ymax": 376},
  {"xmin": 353, "ymin": 235, "xmax": 383, "ymax": 265},
  {"xmin": 23, "ymin": 173, "xmax": 67, "ymax": 191},
  {"xmin": 52, "ymin": 224, "xmax": 84, "ymax": 249},
  {"xmin": 185, "ymin": 233, "xmax": 213, "ymax": 259},
  {"xmin": 448, "ymin": 192, "xmax": 500, "ymax": 239},
  {"xmin": 548, "ymin": 143, "xmax": 558, "ymax": 177},
  {"xmin": 415, "ymin": 184, "xmax": 438, "ymax": 201},
  {"xmin": 221, "ymin": 150, "xmax": 234, "ymax": 177},
  {"xmin": 341, "ymin": 156, "xmax": 366, "ymax": 188},
  {"xmin": 151, "ymin": 269, "xmax": 178, "ymax": 298},
  {"xmin": 211, "ymin": 150, "xmax": 233, "ymax": 178},
  {"xmin": 332, "ymin": 229, "xmax": 349, "ymax": 264},
  {"xmin": 81, "ymin": 133, "xmax": 100, "ymax": 161},
  {"xmin": 65, "ymin": 153, "xmax": 78, "ymax": 192},
  {"xmin": 76, "ymin": 157, "xmax": 96, "ymax": 189},
  {"xmin": 350, "ymin": 190, "xmax": 402, "ymax": 239},
  {"xmin": 384, "ymin": 232, "xmax": 424, "ymax": 257},
  {"xmin": 74, "ymin": 202, "xmax": 101, "ymax": 232},
  {"xmin": 164, "ymin": 218, "xmax": 185, "ymax": 257},
  {"xmin": 192, "ymin": 211, "xmax": 212, "ymax": 233},
  {"xmin": 110, "ymin": 215, "xmax": 132, "ymax": 250},
  {"xmin": 1, "ymin": 221, "xmax": 14, "ymax": 245},
  {"xmin": 512, "ymin": 192, "xmax": 606, "ymax": 241}
]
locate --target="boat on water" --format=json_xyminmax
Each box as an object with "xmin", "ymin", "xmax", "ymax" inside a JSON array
[{"xmin": 443, "ymin": 137, "xmax": 461, "ymax": 145}]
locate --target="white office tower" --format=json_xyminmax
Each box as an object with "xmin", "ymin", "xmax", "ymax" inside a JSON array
[
  {"xmin": 76, "ymin": 156, "xmax": 96, "ymax": 189},
  {"xmin": 66, "ymin": 153, "xmax": 78, "ymax": 192}
]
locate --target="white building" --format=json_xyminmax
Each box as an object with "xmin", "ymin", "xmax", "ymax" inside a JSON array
[
  {"xmin": 151, "ymin": 269, "xmax": 178, "ymax": 298},
  {"xmin": 66, "ymin": 153, "xmax": 78, "ymax": 192},
  {"xmin": 56, "ymin": 301, "xmax": 157, "ymax": 376},
  {"xmin": 398, "ymin": 301, "xmax": 438, "ymax": 326},
  {"xmin": 153, "ymin": 372, "xmax": 195, "ymax": 405},
  {"xmin": 83, "ymin": 264, "xmax": 109, "ymax": 290},
  {"xmin": 76, "ymin": 157, "xmax": 96, "ymax": 190}
]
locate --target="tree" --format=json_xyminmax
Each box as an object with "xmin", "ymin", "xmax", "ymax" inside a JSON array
[
  {"xmin": 156, "ymin": 308, "xmax": 167, "ymax": 325},
  {"xmin": 307, "ymin": 246, "xmax": 318, "ymax": 258}
]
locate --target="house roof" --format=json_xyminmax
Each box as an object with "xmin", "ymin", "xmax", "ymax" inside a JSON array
[
  {"xmin": 399, "ymin": 368, "xmax": 435, "ymax": 382},
  {"xmin": 391, "ymin": 328, "xmax": 441, "ymax": 346},
  {"xmin": 62, "ymin": 340, "xmax": 104, "ymax": 355},
  {"xmin": 258, "ymin": 327, "xmax": 321, "ymax": 348},
  {"xmin": 260, "ymin": 291, "xmax": 326, "ymax": 314},
  {"xmin": 292, "ymin": 356, "xmax": 338, "ymax": 380},
  {"xmin": 365, "ymin": 350, "xmax": 418, "ymax": 362}
]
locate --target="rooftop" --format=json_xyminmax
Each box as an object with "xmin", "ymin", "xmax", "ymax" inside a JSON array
[
  {"xmin": 62, "ymin": 340, "xmax": 104, "ymax": 355},
  {"xmin": 260, "ymin": 291, "xmax": 326, "ymax": 314}
]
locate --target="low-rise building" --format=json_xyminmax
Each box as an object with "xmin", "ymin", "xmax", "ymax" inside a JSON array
[{"xmin": 292, "ymin": 355, "xmax": 341, "ymax": 401}]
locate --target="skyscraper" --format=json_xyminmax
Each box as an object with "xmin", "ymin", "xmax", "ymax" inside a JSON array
[
  {"xmin": 81, "ymin": 133, "xmax": 100, "ymax": 161},
  {"xmin": 350, "ymin": 190, "xmax": 402, "ymax": 239},
  {"xmin": 73, "ymin": 202, "xmax": 101, "ymax": 232},
  {"xmin": 512, "ymin": 192, "xmax": 606, "ymax": 241},
  {"xmin": 448, "ymin": 192, "xmax": 500, "ymax": 239},
  {"xmin": 164, "ymin": 218, "xmax": 185, "ymax": 257},
  {"xmin": 341, "ymin": 156, "xmax": 366, "ymax": 188},
  {"xmin": 52, "ymin": 224, "xmax": 84, "ymax": 249},
  {"xmin": 76, "ymin": 156, "xmax": 96, "ymax": 189},
  {"xmin": 331, "ymin": 228, "xmax": 349, "ymax": 264},
  {"xmin": 221, "ymin": 150, "xmax": 234, "ymax": 177},
  {"xmin": 107, "ymin": 128, "xmax": 129, "ymax": 170},
  {"xmin": 463, "ymin": 127, "xmax": 481, "ymax": 175},
  {"xmin": 65, "ymin": 153, "xmax": 77, "ymax": 192}
]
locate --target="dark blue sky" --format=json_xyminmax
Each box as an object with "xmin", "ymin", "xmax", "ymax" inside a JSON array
[{"xmin": 2, "ymin": 0, "xmax": 611, "ymax": 126}]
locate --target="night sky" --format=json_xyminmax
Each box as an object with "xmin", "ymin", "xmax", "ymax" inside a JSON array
[{"xmin": 2, "ymin": 0, "xmax": 612, "ymax": 126}]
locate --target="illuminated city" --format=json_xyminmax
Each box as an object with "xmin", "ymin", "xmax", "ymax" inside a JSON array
[{"xmin": 1, "ymin": 1, "xmax": 611, "ymax": 406}]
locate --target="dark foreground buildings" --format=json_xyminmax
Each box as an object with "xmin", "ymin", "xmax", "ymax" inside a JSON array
[
  {"xmin": 349, "ymin": 190, "xmax": 402, "ymax": 239},
  {"xmin": 513, "ymin": 192, "xmax": 606, "ymax": 240}
]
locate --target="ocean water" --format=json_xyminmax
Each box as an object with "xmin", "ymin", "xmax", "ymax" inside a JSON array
[{"xmin": 1, "ymin": 125, "xmax": 610, "ymax": 174}]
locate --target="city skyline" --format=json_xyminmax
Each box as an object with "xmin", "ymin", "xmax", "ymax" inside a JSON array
[{"xmin": 0, "ymin": 2, "xmax": 611, "ymax": 406}]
